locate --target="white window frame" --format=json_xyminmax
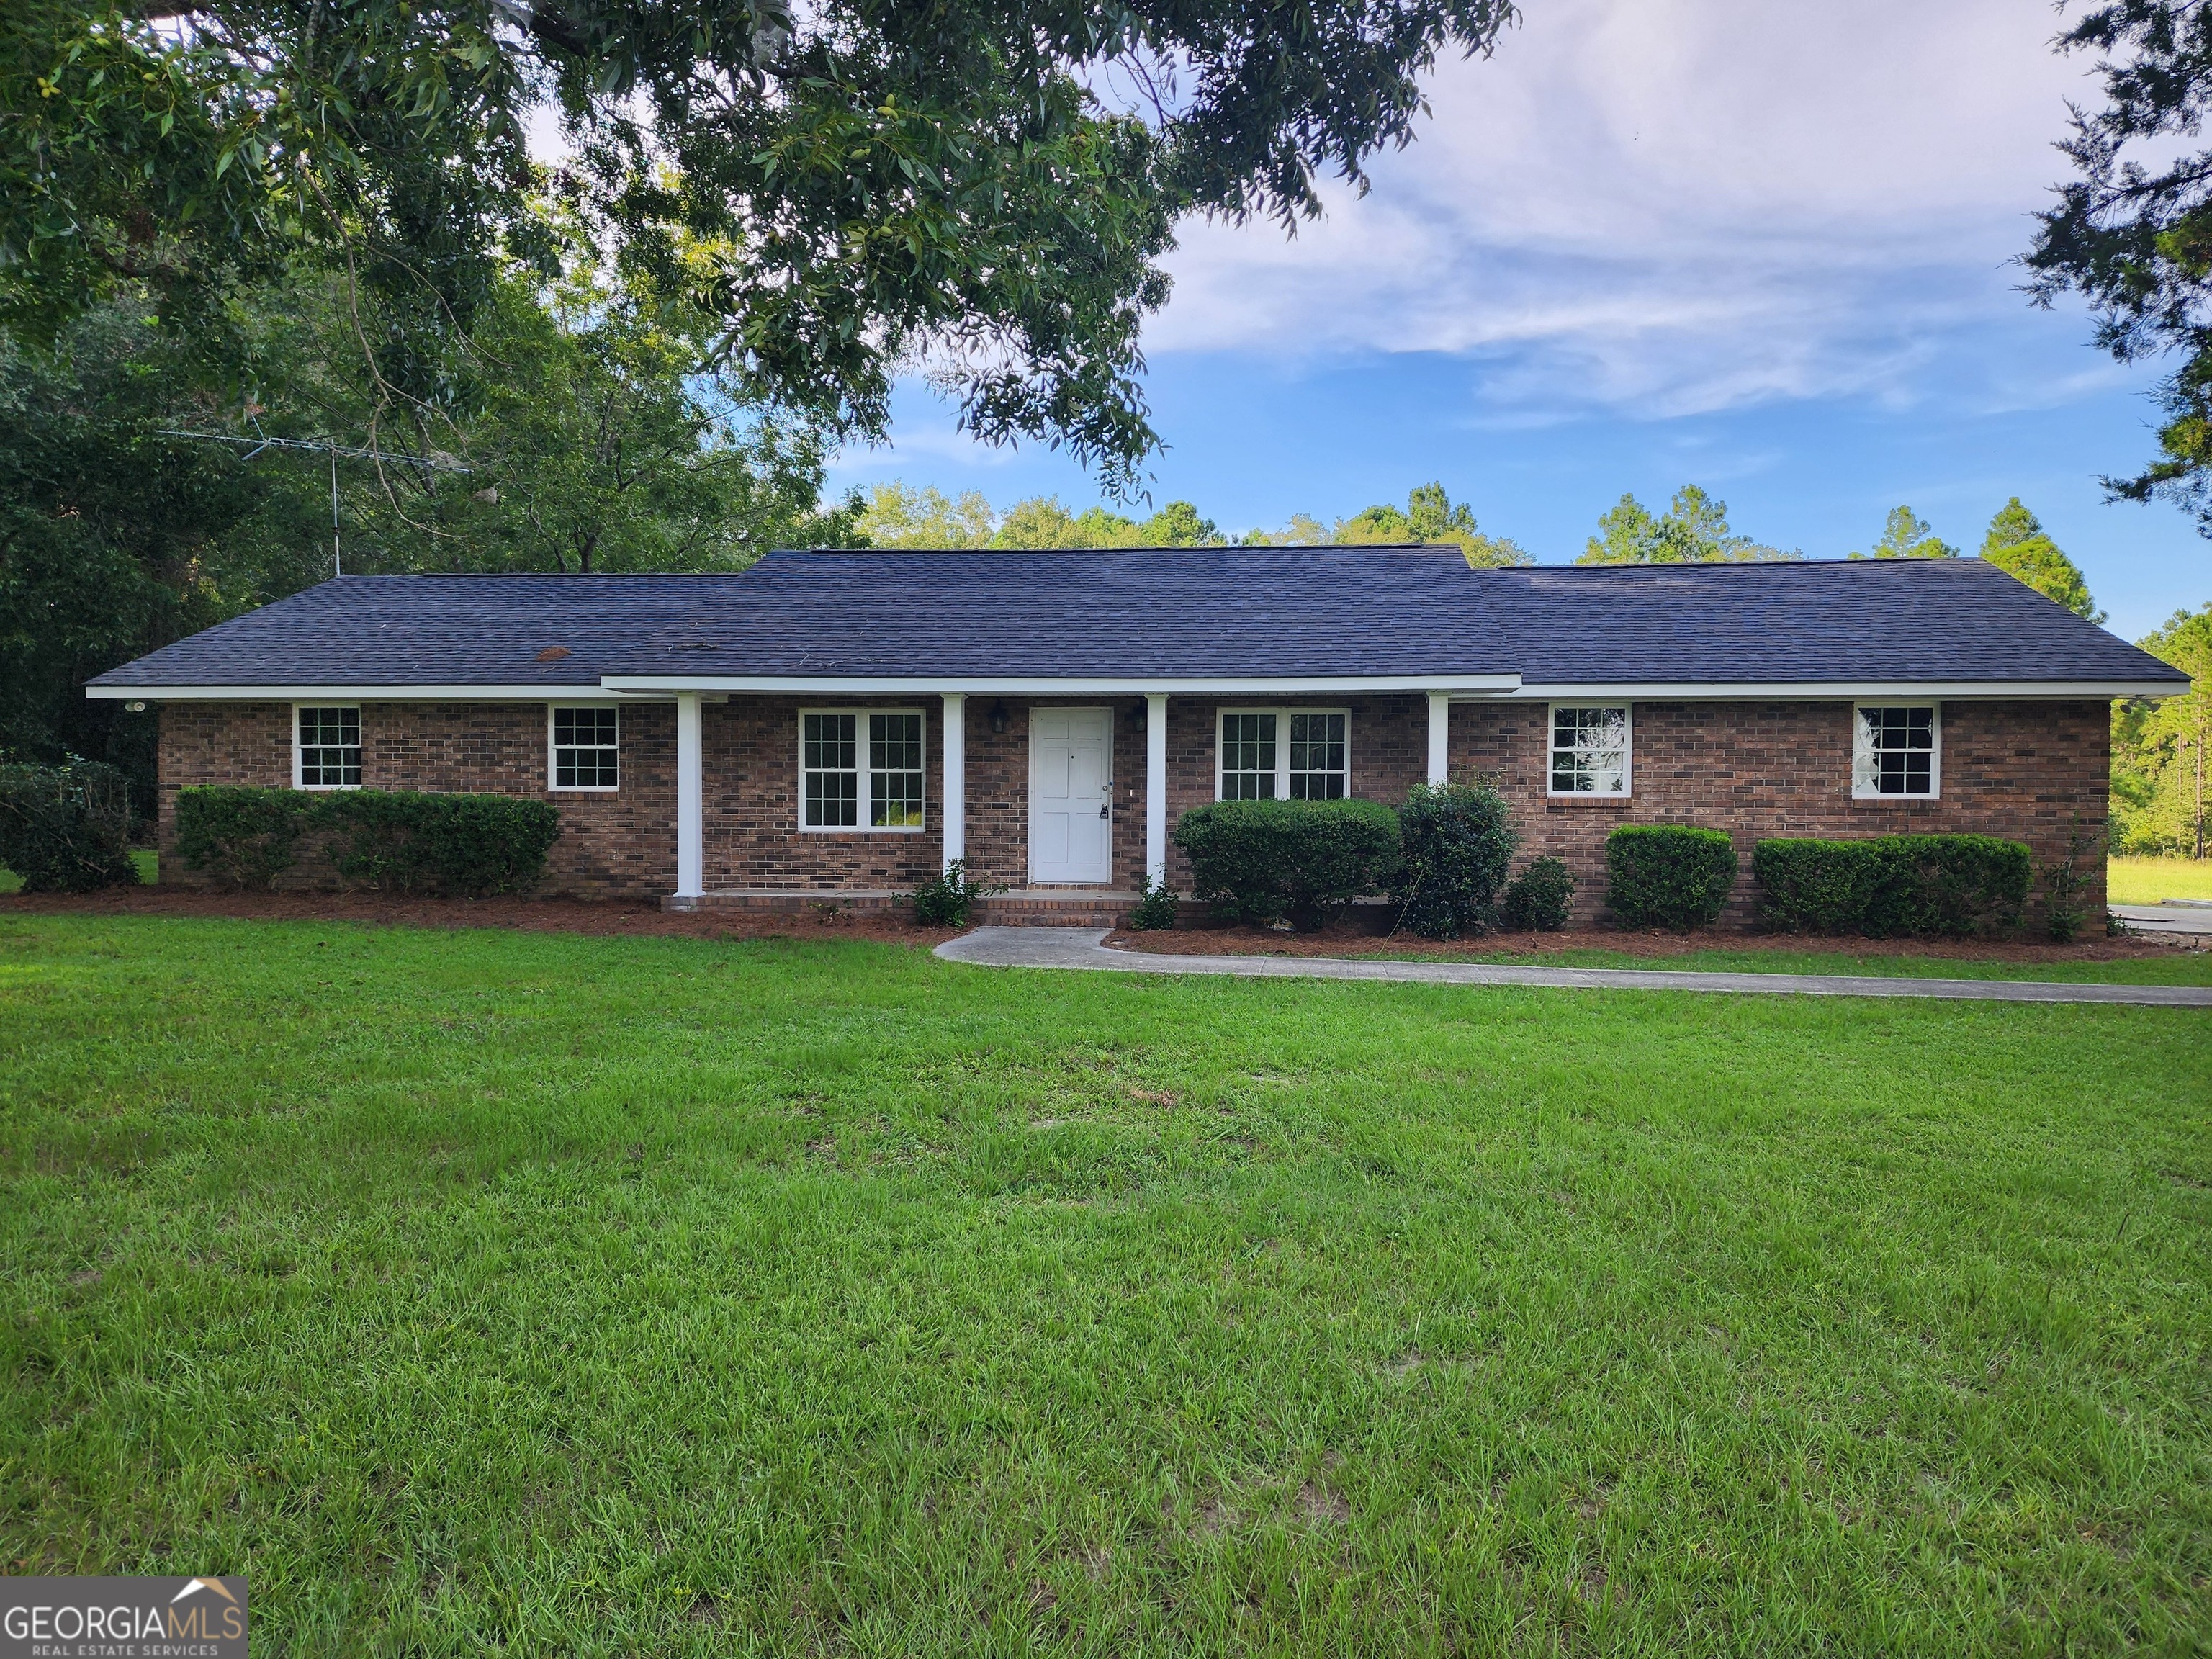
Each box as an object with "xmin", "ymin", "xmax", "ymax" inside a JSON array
[
  {"xmin": 1213, "ymin": 707, "xmax": 1353, "ymax": 801},
  {"xmin": 1545, "ymin": 702, "xmax": 1632, "ymax": 798},
  {"xmin": 797, "ymin": 706, "xmax": 928, "ymax": 833},
  {"xmin": 547, "ymin": 703, "xmax": 621, "ymax": 793},
  {"xmin": 291, "ymin": 703, "xmax": 362, "ymax": 791},
  {"xmin": 1852, "ymin": 701, "xmax": 1941, "ymax": 800}
]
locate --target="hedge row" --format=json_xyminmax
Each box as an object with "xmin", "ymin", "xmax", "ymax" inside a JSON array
[
  {"xmin": 1753, "ymin": 834, "xmax": 2030, "ymax": 938},
  {"xmin": 174, "ymin": 787, "xmax": 562, "ymax": 896},
  {"xmin": 1172, "ymin": 786, "xmax": 1575, "ymax": 937}
]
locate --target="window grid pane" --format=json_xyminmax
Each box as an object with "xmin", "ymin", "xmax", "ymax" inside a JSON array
[
  {"xmin": 804, "ymin": 713, "xmax": 859, "ymax": 827},
  {"xmin": 552, "ymin": 707, "xmax": 619, "ymax": 788},
  {"xmin": 1550, "ymin": 706, "xmax": 1628, "ymax": 795},
  {"xmin": 1287, "ymin": 712, "xmax": 1346, "ymax": 800},
  {"xmin": 869, "ymin": 712, "xmax": 924, "ymax": 828},
  {"xmin": 1220, "ymin": 712, "xmax": 1277, "ymax": 799},
  {"xmin": 297, "ymin": 706, "xmax": 361, "ymax": 787},
  {"xmin": 1858, "ymin": 706, "xmax": 1935, "ymax": 796}
]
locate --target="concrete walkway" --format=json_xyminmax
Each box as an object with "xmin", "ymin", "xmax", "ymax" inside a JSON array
[{"xmin": 934, "ymin": 927, "xmax": 2212, "ymax": 1008}]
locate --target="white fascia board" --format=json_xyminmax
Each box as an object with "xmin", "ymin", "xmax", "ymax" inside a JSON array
[
  {"xmin": 595, "ymin": 673, "xmax": 1524, "ymax": 696},
  {"xmin": 1510, "ymin": 680, "xmax": 2188, "ymax": 702},
  {"xmin": 86, "ymin": 684, "xmax": 641, "ymax": 702}
]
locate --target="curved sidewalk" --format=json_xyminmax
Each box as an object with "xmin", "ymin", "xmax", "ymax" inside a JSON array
[{"xmin": 934, "ymin": 927, "xmax": 2212, "ymax": 1008}]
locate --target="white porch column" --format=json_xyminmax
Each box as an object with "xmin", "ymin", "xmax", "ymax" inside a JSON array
[
  {"xmin": 941, "ymin": 693, "xmax": 966, "ymax": 872},
  {"xmin": 675, "ymin": 691, "xmax": 703, "ymax": 904},
  {"xmin": 1146, "ymin": 693, "xmax": 1169, "ymax": 887},
  {"xmin": 1426, "ymin": 691, "xmax": 1451, "ymax": 786}
]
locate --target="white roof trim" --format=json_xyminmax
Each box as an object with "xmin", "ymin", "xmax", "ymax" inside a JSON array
[
  {"xmin": 1509, "ymin": 680, "xmax": 2186, "ymax": 701},
  {"xmin": 85, "ymin": 684, "xmax": 638, "ymax": 702},
  {"xmin": 597, "ymin": 673, "xmax": 1527, "ymax": 695}
]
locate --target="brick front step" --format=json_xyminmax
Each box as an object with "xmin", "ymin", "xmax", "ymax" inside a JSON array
[{"xmin": 664, "ymin": 887, "xmax": 1146, "ymax": 926}]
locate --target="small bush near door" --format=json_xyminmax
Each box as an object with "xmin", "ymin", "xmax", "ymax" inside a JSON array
[
  {"xmin": 1498, "ymin": 855, "xmax": 1575, "ymax": 932},
  {"xmin": 1174, "ymin": 799, "xmax": 1402, "ymax": 928},
  {"xmin": 1753, "ymin": 834, "xmax": 2031, "ymax": 938},
  {"xmin": 905, "ymin": 859, "xmax": 1004, "ymax": 927},
  {"xmin": 1605, "ymin": 824, "xmax": 1739, "ymax": 930},
  {"xmin": 1389, "ymin": 779, "xmax": 1518, "ymax": 939},
  {"xmin": 0, "ymin": 760, "xmax": 138, "ymax": 892}
]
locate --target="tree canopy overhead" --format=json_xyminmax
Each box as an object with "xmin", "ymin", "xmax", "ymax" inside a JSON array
[
  {"xmin": 2, "ymin": 0, "xmax": 1519, "ymax": 490},
  {"xmin": 2024, "ymin": 0, "xmax": 2212, "ymax": 532}
]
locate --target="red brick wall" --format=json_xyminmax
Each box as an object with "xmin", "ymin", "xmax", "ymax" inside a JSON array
[
  {"xmin": 156, "ymin": 700, "xmax": 676, "ymax": 896},
  {"xmin": 155, "ymin": 694, "xmax": 2111, "ymax": 922},
  {"xmin": 1447, "ymin": 698, "xmax": 2109, "ymax": 926}
]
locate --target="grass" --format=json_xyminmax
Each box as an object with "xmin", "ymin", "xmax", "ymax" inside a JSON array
[
  {"xmin": 2110, "ymin": 855, "xmax": 2212, "ymax": 906},
  {"xmin": 3, "ymin": 915, "xmax": 2209, "ymax": 1655},
  {"xmin": 1339, "ymin": 940, "xmax": 2212, "ymax": 984},
  {"xmin": 0, "ymin": 848, "xmax": 157, "ymax": 895}
]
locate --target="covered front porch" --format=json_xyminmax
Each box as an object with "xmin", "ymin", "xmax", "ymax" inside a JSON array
[{"xmin": 638, "ymin": 681, "xmax": 1516, "ymax": 920}]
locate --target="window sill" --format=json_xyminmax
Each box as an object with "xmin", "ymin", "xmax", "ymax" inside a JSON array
[
  {"xmin": 550, "ymin": 786, "xmax": 620, "ymax": 795},
  {"xmin": 1848, "ymin": 793, "xmax": 1941, "ymax": 806},
  {"xmin": 1544, "ymin": 793, "xmax": 1634, "ymax": 806},
  {"xmin": 799, "ymin": 826, "xmax": 927, "ymax": 835}
]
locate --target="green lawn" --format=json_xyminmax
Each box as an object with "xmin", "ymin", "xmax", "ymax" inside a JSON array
[
  {"xmin": 1332, "ymin": 940, "xmax": 2212, "ymax": 985},
  {"xmin": 4, "ymin": 917, "xmax": 2208, "ymax": 1655},
  {"xmin": 2110, "ymin": 855, "xmax": 2212, "ymax": 906}
]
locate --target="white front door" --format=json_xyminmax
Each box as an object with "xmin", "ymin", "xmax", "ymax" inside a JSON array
[{"xmin": 1028, "ymin": 706, "xmax": 1114, "ymax": 884}]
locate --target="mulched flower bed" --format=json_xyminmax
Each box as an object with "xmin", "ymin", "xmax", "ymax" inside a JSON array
[
  {"xmin": 0, "ymin": 886, "xmax": 959, "ymax": 945},
  {"xmin": 1102, "ymin": 920, "xmax": 2192, "ymax": 965}
]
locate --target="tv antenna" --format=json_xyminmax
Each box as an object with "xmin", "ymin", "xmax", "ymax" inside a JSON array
[{"xmin": 155, "ymin": 423, "xmax": 472, "ymax": 577}]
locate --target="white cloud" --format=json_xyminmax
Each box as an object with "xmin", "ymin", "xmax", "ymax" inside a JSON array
[{"xmin": 1147, "ymin": 0, "xmax": 2102, "ymax": 418}]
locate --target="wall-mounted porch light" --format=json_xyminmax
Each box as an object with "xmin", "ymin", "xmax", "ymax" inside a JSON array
[{"xmin": 988, "ymin": 699, "xmax": 1010, "ymax": 735}]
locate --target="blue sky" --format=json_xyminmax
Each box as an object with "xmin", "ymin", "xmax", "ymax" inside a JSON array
[{"xmin": 820, "ymin": 0, "xmax": 2211, "ymax": 642}]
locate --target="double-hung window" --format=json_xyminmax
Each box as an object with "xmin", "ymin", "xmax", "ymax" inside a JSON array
[
  {"xmin": 1548, "ymin": 704, "xmax": 1630, "ymax": 796},
  {"xmin": 1215, "ymin": 709, "xmax": 1350, "ymax": 800},
  {"xmin": 294, "ymin": 705, "xmax": 361, "ymax": 788},
  {"xmin": 801, "ymin": 709, "xmax": 926, "ymax": 830},
  {"xmin": 1852, "ymin": 703, "xmax": 1939, "ymax": 798},
  {"xmin": 550, "ymin": 706, "xmax": 619, "ymax": 791}
]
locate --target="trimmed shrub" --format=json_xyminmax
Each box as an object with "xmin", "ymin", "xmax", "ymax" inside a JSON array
[
  {"xmin": 174, "ymin": 786, "xmax": 561, "ymax": 896},
  {"xmin": 0, "ymin": 760, "xmax": 138, "ymax": 892},
  {"xmin": 1753, "ymin": 834, "xmax": 2031, "ymax": 938},
  {"xmin": 1498, "ymin": 855, "xmax": 1575, "ymax": 932},
  {"xmin": 324, "ymin": 791, "xmax": 563, "ymax": 896},
  {"xmin": 1605, "ymin": 824, "xmax": 1739, "ymax": 930},
  {"xmin": 905, "ymin": 858, "xmax": 1003, "ymax": 927},
  {"xmin": 1174, "ymin": 798, "xmax": 1402, "ymax": 928},
  {"xmin": 174, "ymin": 787, "xmax": 317, "ymax": 889},
  {"xmin": 1125, "ymin": 871, "xmax": 1179, "ymax": 931},
  {"xmin": 1389, "ymin": 779, "xmax": 1518, "ymax": 939}
]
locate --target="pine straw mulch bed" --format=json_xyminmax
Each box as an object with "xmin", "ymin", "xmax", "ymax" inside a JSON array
[
  {"xmin": 1101, "ymin": 920, "xmax": 2194, "ymax": 966},
  {"xmin": 0, "ymin": 886, "xmax": 960, "ymax": 946}
]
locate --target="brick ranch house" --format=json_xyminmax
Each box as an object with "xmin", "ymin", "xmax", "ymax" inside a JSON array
[{"xmin": 89, "ymin": 547, "xmax": 2189, "ymax": 927}]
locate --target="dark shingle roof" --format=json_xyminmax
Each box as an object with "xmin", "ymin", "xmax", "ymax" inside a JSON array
[{"xmin": 89, "ymin": 547, "xmax": 2188, "ymax": 690}]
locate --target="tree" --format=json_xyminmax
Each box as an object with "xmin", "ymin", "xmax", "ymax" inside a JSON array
[
  {"xmin": 1853, "ymin": 505, "xmax": 1959, "ymax": 562},
  {"xmin": 0, "ymin": 301, "xmax": 331, "ymax": 793},
  {"xmin": 2021, "ymin": 1, "xmax": 2212, "ymax": 532},
  {"xmin": 1326, "ymin": 483, "xmax": 1530, "ymax": 566},
  {"xmin": 1577, "ymin": 485, "xmax": 1790, "ymax": 564},
  {"xmin": 1978, "ymin": 498, "xmax": 2104, "ymax": 621},
  {"xmin": 853, "ymin": 484, "xmax": 997, "ymax": 549},
  {"xmin": 2112, "ymin": 603, "xmax": 2212, "ymax": 857},
  {"xmin": 1137, "ymin": 502, "xmax": 1223, "ymax": 547},
  {"xmin": 2, "ymin": 0, "xmax": 1519, "ymax": 490}
]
